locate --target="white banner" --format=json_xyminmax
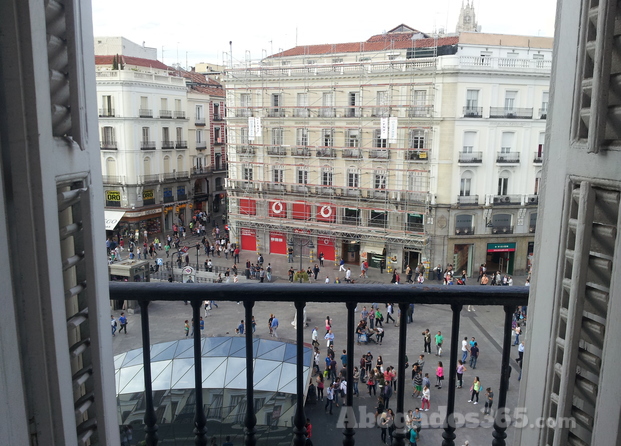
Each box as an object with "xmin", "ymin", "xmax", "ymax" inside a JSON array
[
  {"xmin": 254, "ymin": 117, "xmax": 262, "ymax": 137},
  {"xmin": 388, "ymin": 117, "xmax": 398, "ymax": 143},
  {"xmin": 380, "ymin": 117, "xmax": 388, "ymax": 139},
  {"xmin": 248, "ymin": 117, "xmax": 255, "ymax": 141}
]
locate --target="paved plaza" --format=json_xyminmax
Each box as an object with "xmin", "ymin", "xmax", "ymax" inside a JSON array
[{"xmin": 111, "ymin": 233, "xmax": 528, "ymax": 445}]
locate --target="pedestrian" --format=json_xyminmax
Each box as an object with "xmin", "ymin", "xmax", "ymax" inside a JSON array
[
  {"xmin": 513, "ymin": 325, "xmax": 521, "ymax": 346},
  {"xmin": 405, "ymin": 265, "xmax": 413, "ymax": 283},
  {"xmin": 251, "ymin": 316, "xmax": 256, "ymax": 333},
  {"xmin": 199, "ymin": 316, "xmax": 204, "ymax": 336},
  {"xmin": 325, "ymin": 383, "xmax": 335, "ymax": 415},
  {"xmin": 468, "ymin": 376, "xmax": 481, "ymax": 404},
  {"xmin": 266, "ymin": 263, "xmax": 272, "ymax": 282},
  {"xmin": 435, "ymin": 361, "xmax": 444, "ymax": 389},
  {"xmin": 268, "ymin": 314, "xmax": 274, "ymax": 336},
  {"xmin": 339, "ymin": 258, "xmax": 346, "ymax": 271},
  {"xmin": 259, "ymin": 268, "xmax": 265, "ymax": 283},
  {"xmin": 119, "ymin": 312, "xmax": 128, "ymax": 334},
  {"xmin": 325, "ymin": 330, "xmax": 335, "ymax": 348},
  {"xmin": 380, "ymin": 408, "xmax": 394, "ymax": 445},
  {"xmin": 111, "ymin": 315, "xmax": 117, "ymax": 336},
  {"xmin": 319, "ymin": 252, "xmax": 324, "ymax": 267},
  {"xmin": 271, "ymin": 314, "xmax": 279, "ymax": 338},
  {"xmin": 484, "ymin": 387, "xmax": 494, "ymax": 415},
  {"xmin": 316, "ymin": 374, "xmax": 324, "ymax": 401},
  {"xmin": 325, "ymin": 315, "xmax": 332, "ymax": 335},
  {"xmin": 456, "ymin": 360, "xmax": 467, "ymax": 388},
  {"xmin": 422, "ymin": 329, "xmax": 431, "ymax": 353},
  {"xmin": 461, "ymin": 337, "xmax": 470, "ymax": 362},
  {"xmin": 435, "ymin": 331, "xmax": 444, "ymax": 356},
  {"xmin": 313, "ymin": 264, "xmax": 320, "ymax": 280},
  {"xmin": 469, "ymin": 342, "xmax": 479, "ymax": 369},
  {"xmin": 386, "ymin": 303, "xmax": 395, "ymax": 324},
  {"xmin": 184, "ymin": 320, "xmax": 190, "ymax": 337},
  {"xmin": 421, "ymin": 384, "xmax": 430, "ymax": 411},
  {"xmin": 353, "ymin": 367, "xmax": 360, "ymax": 396},
  {"xmin": 236, "ymin": 320, "xmax": 245, "ymax": 335}
]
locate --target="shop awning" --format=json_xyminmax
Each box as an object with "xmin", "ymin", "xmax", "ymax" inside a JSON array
[{"xmin": 104, "ymin": 210, "xmax": 126, "ymax": 230}]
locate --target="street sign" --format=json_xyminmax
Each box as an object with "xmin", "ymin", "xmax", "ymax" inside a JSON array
[{"xmin": 156, "ymin": 258, "xmax": 163, "ymax": 265}]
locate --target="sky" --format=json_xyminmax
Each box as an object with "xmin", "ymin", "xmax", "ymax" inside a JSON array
[{"xmin": 91, "ymin": 0, "xmax": 557, "ymax": 69}]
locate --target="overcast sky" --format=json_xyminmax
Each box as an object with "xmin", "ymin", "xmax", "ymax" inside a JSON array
[{"xmin": 91, "ymin": 0, "xmax": 557, "ymax": 68}]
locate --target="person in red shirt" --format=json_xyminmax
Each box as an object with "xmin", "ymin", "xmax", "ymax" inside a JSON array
[{"xmin": 305, "ymin": 418, "xmax": 312, "ymax": 439}]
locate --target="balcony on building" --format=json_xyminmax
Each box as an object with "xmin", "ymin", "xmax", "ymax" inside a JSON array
[
  {"xmin": 292, "ymin": 147, "xmax": 311, "ymax": 157},
  {"xmin": 163, "ymin": 195, "xmax": 175, "ymax": 203},
  {"xmin": 177, "ymin": 171, "xmax": 189, "ymax": 179},
  {"xmin": 177, "ymin": 193, "xmax": 188, "ymax": 201},
  {"xmin": 214, "ymin": 138, "xmax": 224, "ymax": 146},
  {"xmin": 406, "ymin": 150, "xmax": 429, "ymax": 161},
  {"xmin": 267, "ymin": 107, "xmax": 285, "ymax": 118},
  {"xmin": 140, "ymin": 141, "xmax": 156, "ymax": 150},
  {"xmin": 295, "ymin": 185, "xmax": 309, "ymax": 194},
  {"xmin": 265, "ymin": 183, "xmax": 286, "ymax": 192},
  {"xmin": 316, "ymin": 186, "xmax": 335, "ymax": 196},
  {"xmin": 163, "ymin": 172, "xmax": 177, "ymax": 181},
  {"xmin": 454, "ymin": 226, "xmax": 475, "ymax": 235},
  {"xmin": 139, "ymin": 109, "xmax": 153, "ymax": 118},
  {"xmin": 529, "ymin": 223, "xmax": 537, "ymax": 234},
  {"xmin": 534, "ymin": 145, "xmax": 544, "ymax": 163},
  {"xmin": 408, "ymin": 105, "xmax": 433, "ymax": 118},
  {"xmin": 463, "ymin": 106, "xmax": 483, "ymax": 118},
  {"xmin": 526, "ymin": 194, "xmax": 539, "ymax": 206},
  {"xmin": 316, "ymin": 148, "xmax": 336, "ymax": 158},
  {"xmin": 372, "ymin": 189, "xmax": 388, "ymax": 199},
  {"xmin": 345, "ymin": 188, "xmax": 361, "ymax": 197},
  {"xmin": 319, "ymin": 107, "xmax": 336, "ymax": 118},
  {"xmin": 369, "ymin": 149, "xmax": 390, "ymax": 160},
  {"xmin": 214, "ymin": 163, "xmax": 228, "ymax": 172},
  {"xmin": 406, "ymin": 222, "xmax": 425, "ymax": 232},
  {"xmin": 266, "ymin": 146, "xmax": 287, "ymax": 156},
  {"xmin": 161, "ymin": 140, "xmax": 175, "ymax": 150},
  {"xmin": 496, "ymin": 151, "xmax": 520, "ymax": 163},
  {"xmin": 457, "ymin": 195, "xmax": 479, "ymax": 205},
  {"xmin": 174, "ymin": 110, "xmax": 186, "ymax": 119},
  {"xmin": 159, "ymin": 110, "xmax": 172, "ymax": 119},
  {"xmin": 195, "ymin": 117, "xmax": 206, "ymax": 126},
  {"xmin": 174, "ymin": 140, "xmax": 187, "ymax": 149},
  {"xmin": 102, "ymin": 175, "xmax": 121, "ymax": 185},
  {"xmin": 141, "ymin": 174, "xmax": 160, "ymax": 184},
  {"xmin": 100, "ymin": 140, "xmax": 117, "ymax": 150},
  {"xmin": 98, "ymin": 108, "xmax": 115, "ymax": 117},
  {"xmin": 492, "ymin": 194, "xmax": 522, "ymax": 206},
  {"xmin": 342, "ymin": 148, "xmax": 362, "ymax": 159},
  {"xmin": 342, "ymin": 215, "xmax": 360, "ymax": 225},
  {"xmin": 194, "ymin": 141, "xmax": 206, "ymax": 150},
  {"xmin": 236, "ymin": 145, "xmax": 255, "ymax": 155},
  {"xmin": 191, "ymin": 167, "xmax": 209, "ymax": 177},
  {"xmin": 237, "ymin": 108, "xmax": 253, "ymax": 117},
  {"xmin": 294, "ymin": 108, "xmax": 311, "ymax": 118},
  {"xmin": 458, "ymin": 151, "xmax": 483, "ymax": 163},
  {"xmin": 344, "ymin": 107, "xmax": 361, "ymax": 118},
  {"xmin": 368, "ymin": 213, "xmax": 388, "ymax": 228},
  {"xmin": 491, "ymin": 225, "xmax": 514, "ymax": 234},
  {"xmin": 489, "ymin": 107, "xmax": 533, "ymax": 119},
  {"xmin": 212, "ymin": 114, "xmax": 224, "ymax": 122},
  {"xmin": 406, "ymin": 192, "xmax": 428, "ymax": 203},
  {"xmin": 372, "ymin": 107, "xmax": 390, "ymax": 117},
  {"xmin": 538, "ymin": 108, "xmax": 548, "ymax": 119}
]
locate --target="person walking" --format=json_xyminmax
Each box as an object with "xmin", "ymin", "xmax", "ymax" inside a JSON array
[
  {"xmin": 353, "ymin": 367, "xmax": 360, "ymax": 396},
  {"xmin": 456, "ymin": 360, "xmax": 467, "ymax": 388},
  {"xmin": 184, "ymin": 320, "xmax": 190, "ymax": 337},
  {"xmin": 435, "ymin": 331, "xmax": 444, "ymax": 356},
  {"xmin": 111, "ymin": 315, "xmax": 117, "ymax": 336},
  {"xmin": 421, "ymin": 385, "xmax": 430, "ymax": 411},
  {"xmin": 461, "ymin": 337, "xmax": 470, "ymax": 362},
  {"xmin": 325, "ymin": 383, "xmax": 335, "ymax": 415},
  {"xmin": 468, "ymin": 376, "xmax": 481, "ymax": 404},
  {"xmin": 469, "ymin": 342, "xmax": 479, "ymax": 369},
  {"xmin": 118, "ymin": 312, "xmax": 128, "ymax": 334},
  {"xmin": 339, "ymin": 258, "xmax": 346, "ymax": 272},
  {"xmin": 435, "ymin": 361, "xmax": 444, "ymax": 389},
  {"xmin": 266, "ymin": 263, "xmax": 272, "ymax": 282},
  {"xmin": 316, "ymin": 374, "xmax": 324, "ymax": 401},
  {"xmin": 422, "ymin": 329, "xmax": 432, "ymax": 354},
  {"xmin": 484, "ymin": 387, "xmax": 494, "ymax": 415},
  {"xmin": 271, "ymin": 315, "xmax": 279, "ymax": 338},
  {"xmin": 313, "ymin": 264, "xmax": 320, "ymax": 280}
]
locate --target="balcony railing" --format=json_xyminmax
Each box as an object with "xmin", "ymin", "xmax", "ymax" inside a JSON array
[
  {"xmin": 406, "ymin": 150, "xmax": 428, "ymax": 161},
  {"xmin": 343, "ymin": 107, "xmax": 361, "ymax": 118},
  {"xmin": 454, "ymin": 226, "xmax": 475, "ymax": 235},
  {"xmin": 102, "ymin": 175, "xmax": 121, "ymax": 184},
  {"xmin": 406, "ymin": 192, "xmax": 428, "ymax": 203},
  {"xmin": 489, "ymin": 107, "xmax": 533, "ymax": 119},
  {"xmin": 538, "ymin": 108, "xmax": 548, "ymax": 119},
  {"xmin": 491, "ymin": 225, "xmax": 514, "ymax": 234},
  {"xmin": 496, "ymin": 152, "xmax": 520, "ymax": 163},
  {"xmin": 316, "ymin": 186, "xmax": 334, "ymax": 195},
  {"xmin": 367, "ymin": 218, "xmax": 387, "ymax": 228},
  {"xmin": 345, "ymin": 188, "xmax": 361, "ymax": 197},
  {"xmin": 342, "ymin": 216, "xmax": 360, "ymax": 225},
  {"xmin": 195, "ymin": 142, "xmax": 206, "ymax": 150},
  {"xmin": 139, "ymin": 109, "xmax": 153, "ymax": 118},
  {"xmin": 163, "ymin": 172, "xmax": 176, "ymax": 180},
  {"xmin": 213, "ymin": 115, "xmax": 224, "ymax": 121},
  {"xmin": 407, "ymin": 105, "xmax": 433, "ymax": 118},
  {"xmin": 526, "ymin": 194, "xmax": 539, "ymax": 205},
  {"xmin": 140, "ymin": 141, "xmax": 156, "ymax": 150},
  {"xmin": 161, "ymin": 140, "xmax": 175, "ymax": 149},
  {"xmin": 372, "ymin": 189, "xmax": 388, "ymax": 199},
  {"xmin": 163, "ymin": 195, "xmax": 175, "ymax": 203},
  {"xmin": 99, "ymin": 108, "xmax": 115, "ymax": 117},
  {"xmin": 160, "ymin": 110, "xmax": 172, "ymax": 119},
  {"xmin": 266, "ymin": 146, "xmax": 287, "ymax": 156},
  {"xmin": 176, "ymin": 140, "xmax": 188, "ymax": 149},
  {"xmin": 267, "ymin": 108, "xmax": 286, "ymax": 117},
  {"xmin": 141, "ymin": 174, "xmax": 160, "ymax": 184},
  {"xmin": 406, "ymin": 223, "xmax": 424, "ymax": 233},
  {"xmin": 293, "ymin": 147, "xmax": 311, "ymax": 157},
  {"xmin": 533, "ymin": 151, "xmax": 543, "ymax": 163},
  {"xmin": 294, "ymin": 108, "xmax": 311, "ymax": 118},
  {"xmin": 195, "ymin": 118, "xmax": 206, "ymax": 126},
  {"xmin": 369, "ymin": 149, "xmax": 390, "ymax": 159},
  {"xmin": 109, "ymin": 282, "xmax": 528, "ymax": 446},
  {"xmin": 457, "ymin": 195, "xmax": 479, "ymax": 205},
  {"xmin": 492, "ymin": 195, "xmax": 522, "ymax": 205},
  {"xmin": 100, "ymin": 140, "xmax": 117, "ymax": 150},
  {"xmin": 342, "ymin": 149, "xmax": 362, "ymax": 159},
  {"xmin": 177, "ymin": 171, "xmax": 189, "ymax": 179},
  {"xmin": 214, "ymin": 163, "xmax": 227, "ymax": 172},
  {"xmin": 319, "ymin": 107, "xmax": 336, "ymax": 118},
  {"xmin": 316, "ymin": 148, "xmax": 336, "ymax": 158},
  {"xmin": 174, "ymin": 111, "xmax": 186, "ymax": 119},
  {"xmin": 265, "ymin": 183, "xmax": 286, "ymax": 192},
  {"xmin": 462, "ymin": 106, "xmax": 483, "ymax": 118},
  {"xmin": 458, "ymin": 151, "xmax": 483, "ymax": 163},
  {"xmin": 214, "ymin": 138, "xmax": 224, "ymax": 146},
  {"xmin": 236, "ymin": 146, "xmax": 255, "ymax": 155}
]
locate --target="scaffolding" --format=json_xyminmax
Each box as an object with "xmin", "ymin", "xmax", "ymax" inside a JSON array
[{"xmin": 224, "ymin": 31, "xmax": 443, "ymax": 267}]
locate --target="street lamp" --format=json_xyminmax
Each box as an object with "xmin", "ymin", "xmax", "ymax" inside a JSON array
[{"xmin": 288, "ymin": 237, "xmax": 315, "ymax": 283}]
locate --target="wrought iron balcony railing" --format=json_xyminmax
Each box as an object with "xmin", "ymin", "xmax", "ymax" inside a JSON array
[
  {"xmin": 462, "ymin": 106, "xmax": 483, "ymax": 118},
  {"xmin": 489, "ymin": 107, "xmax": 533, "ymax": 119},
  {"xmin": 458, "ymin": 151, "xmax": 483, "ymax": 163},
  {"xmin": 109, "ymin": 282, "xmax": 529, "ymax": 446}
]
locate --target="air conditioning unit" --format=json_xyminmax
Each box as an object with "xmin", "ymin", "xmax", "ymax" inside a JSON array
[
  {"xmin": 529, "ymin": 197, "xmax": 537, "ymax": 203},
  {"xmin": 504, "ymin": 196, "xmax": 510, "ymax": 202},
  {"xmin": 455, "ymin": 229, "xmax": 461, "ymax": 234},
  {"xmin": 493, "ymin": 197, "xmax": 501, "ymax": 204},
  {"xmin": 507, "ymin": 112, "xmax": 516, "ymax": 118},
  {"xmin": 463, "ymin": 228, "xmax": 470, "ymax": 234},
  {"xmin": 529, "ymin": 227, "xmax": 535, "ymax": 233},
  {"xmin": 492, "ymin": 228, "xmax": 499, "ymax": 234},
  {"xmin": 502, "ymin": 228, "xmax": 508, "ymax": 233}
]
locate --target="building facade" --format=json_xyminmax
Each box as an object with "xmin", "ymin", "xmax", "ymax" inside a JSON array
[{"xmin": 224, "ymin": 21, "xmax": 551, "ymax": 276}]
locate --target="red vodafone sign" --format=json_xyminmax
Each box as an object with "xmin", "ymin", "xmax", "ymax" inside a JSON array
[
  {"xmin": 269, "ymin": 200, "xmax": 287, "ymax": 218},
  {"xmin": 316, "ymin": 203, "xmax": 336, "ymax": 222}
]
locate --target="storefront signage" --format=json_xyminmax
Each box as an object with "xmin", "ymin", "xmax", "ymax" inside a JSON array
[
  {"xmin": 293, "ymin": 228, "xmax": 311, "ymax": 234},
  {"xmin": 487, "ymin": 242, "xmax": 516, "ymax": 252},
  {"xmin": 143, "ymin": 189, "xmax": 155, "ymax": 205},
  {"xmin": 123, "ymin": 208, "xmax": 161, "ymax": 218},
  {"xmin": 106, "ymin": 190, "xmax": 121, "ymax": 207}
]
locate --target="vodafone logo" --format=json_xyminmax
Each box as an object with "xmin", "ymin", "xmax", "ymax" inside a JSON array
[
  {"xmin": 320, "ymin": 205, "xmax": 333, "ymax": 218},
  {"xmin": 271, "ymin": 201, "xmax": 284, "ymax": 214}
]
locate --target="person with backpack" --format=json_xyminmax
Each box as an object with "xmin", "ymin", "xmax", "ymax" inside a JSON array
[{"xmin": 111, "ymin": 315, "xmax": 117, "ymax": 336}]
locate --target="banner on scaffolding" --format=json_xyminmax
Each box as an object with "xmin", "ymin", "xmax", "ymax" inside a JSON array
[
  {"xmin": 380, "ymin": 117, "xmax": 389, "ymax": 139},
  {"xmin": 248, "ymin": 117, "xmax": 255, "ymax": 140},
  {"xmin": 389, "ymin": 117, "xmax": 398, "ymax": 143},
  {"xmin": 254, "ymin": 117, "xmax": 262, "ymax": 137}
]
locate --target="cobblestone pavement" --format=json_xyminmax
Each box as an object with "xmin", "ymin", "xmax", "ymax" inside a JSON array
[{"xmin": 112, "ymin": 239, "xmax": 528, "ymax": 445}]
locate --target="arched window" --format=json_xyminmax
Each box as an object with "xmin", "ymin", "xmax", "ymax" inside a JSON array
[
  {"xmin": 460, "ymin": 170, "xmax": 473, "ymax": 196},
  {"xmin": 163, "ymin": 155, "xmax": 171, "ymax": 173},
  {"xmin": 177, "ymin": 155, "xmax": 184, "ymax": 172},
  {"xmin": 535, "ymin": 170, "xmax": 542, "ymax": 195},
  {"xmin": 105, "ymin": 157, "xmax": 116, "ymax": 176},
  {"xmin": 498, "ymin": 170, "xmax": 510, "ymax": 195}
]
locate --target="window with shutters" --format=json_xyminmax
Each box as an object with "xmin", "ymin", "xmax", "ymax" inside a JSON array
[
  {"xmin": 409, "ymin": 130, "xmax": 426, "ymax": 149},
  {"xmin": 460, "ymin": 171, "xmax": 473, "ymax": 196},
  {"xmin": 498, "ymin": 172, "xmax": 509, "ymax": 195},
  {"xmin": 374, "ymin": 129, "xmax": 387, "ymax": 148},
  {"xmin": 347, "ymin": 170, "xmax": 359, "ymax": 188},
  {"xmin": 272, "ymin": 167, "xmax": 284, "ymax": 184},
  {"xmin": 296, "ymin": 93, "xmax": 309, "ymax": 117},
  {"xmin": 240, "ymin": 93, "xmax": 252, "ymax": 117},
  {"xmin": 347, "ymin": 129, "xmax": 360, "ymax": 147},
  {"xmin": 321, "ymin": 167, "xmax": 333, "ymax": 186},
  {"xmin": 296, "ymin": 128, "xmax": 308, "ymax": 146},
  {"xmin": 272, "ymin": 128, "xmax": 283, "ymax": 146}
]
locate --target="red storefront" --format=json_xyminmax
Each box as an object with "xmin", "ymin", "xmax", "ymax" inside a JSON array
[
  {"xmin": 316, "ymin": 203, "xmax": 336, "ymax": 223},
  {"xmin": 239, "ymin": 198, "xmax": 256, "ymax": 215},
  {"xmin": 317, "ymin": 236, "xmax": 335, "ymax": 261},
  {"xmin": 268, "ymin": 200, "xmax": 287, "ymax": 218},
  {"xmin": 269, "ymin": 231, "xmax": 287, "ymax": 254},
  {"xmin": 240, "ymin": 228, "xmax": 256, "ymax": 251},
  {"xmin": 292, "ymin": 201, "xmax": 311, "ymax": 220}
]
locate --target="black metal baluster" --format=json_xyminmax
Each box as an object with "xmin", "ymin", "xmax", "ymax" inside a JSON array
[
  {"xmin": 293, "ymin": 301, "xmax": 307, "ymax": 446},
  {"xmin": 441, "ymin": 303, "xmax": 462, "ymax": 446},
  {"xmin": 391, "ymin": 302, "xmax": 409, "ymax": 446},
  {"xmin": 343, "ymin": 301, "xmax": 357, "ymax": 446},
  {"xmin": 244, "ymin": 300, "xmax": 257, "ymax": 446},
  {"xmin": 191, "ymin": 300, "xmax": 208, "ymax": 445},
  {"xmin": 492, "ymin": 306, "xmax": 514, "ymax": 446},
  {"xmin": 139, "ymin": 301, "xmax": 159, "ymax": 446}
]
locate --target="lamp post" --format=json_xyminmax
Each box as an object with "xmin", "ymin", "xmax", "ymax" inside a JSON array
[{"xmin": 288, "ymin": 237, "xmax": 314, "ymax": 283}]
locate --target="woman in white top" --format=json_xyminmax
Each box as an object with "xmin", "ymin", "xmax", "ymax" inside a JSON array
[{"xmin": 421, "ymin": 385, "xmax": 431, "ymax": 411}]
